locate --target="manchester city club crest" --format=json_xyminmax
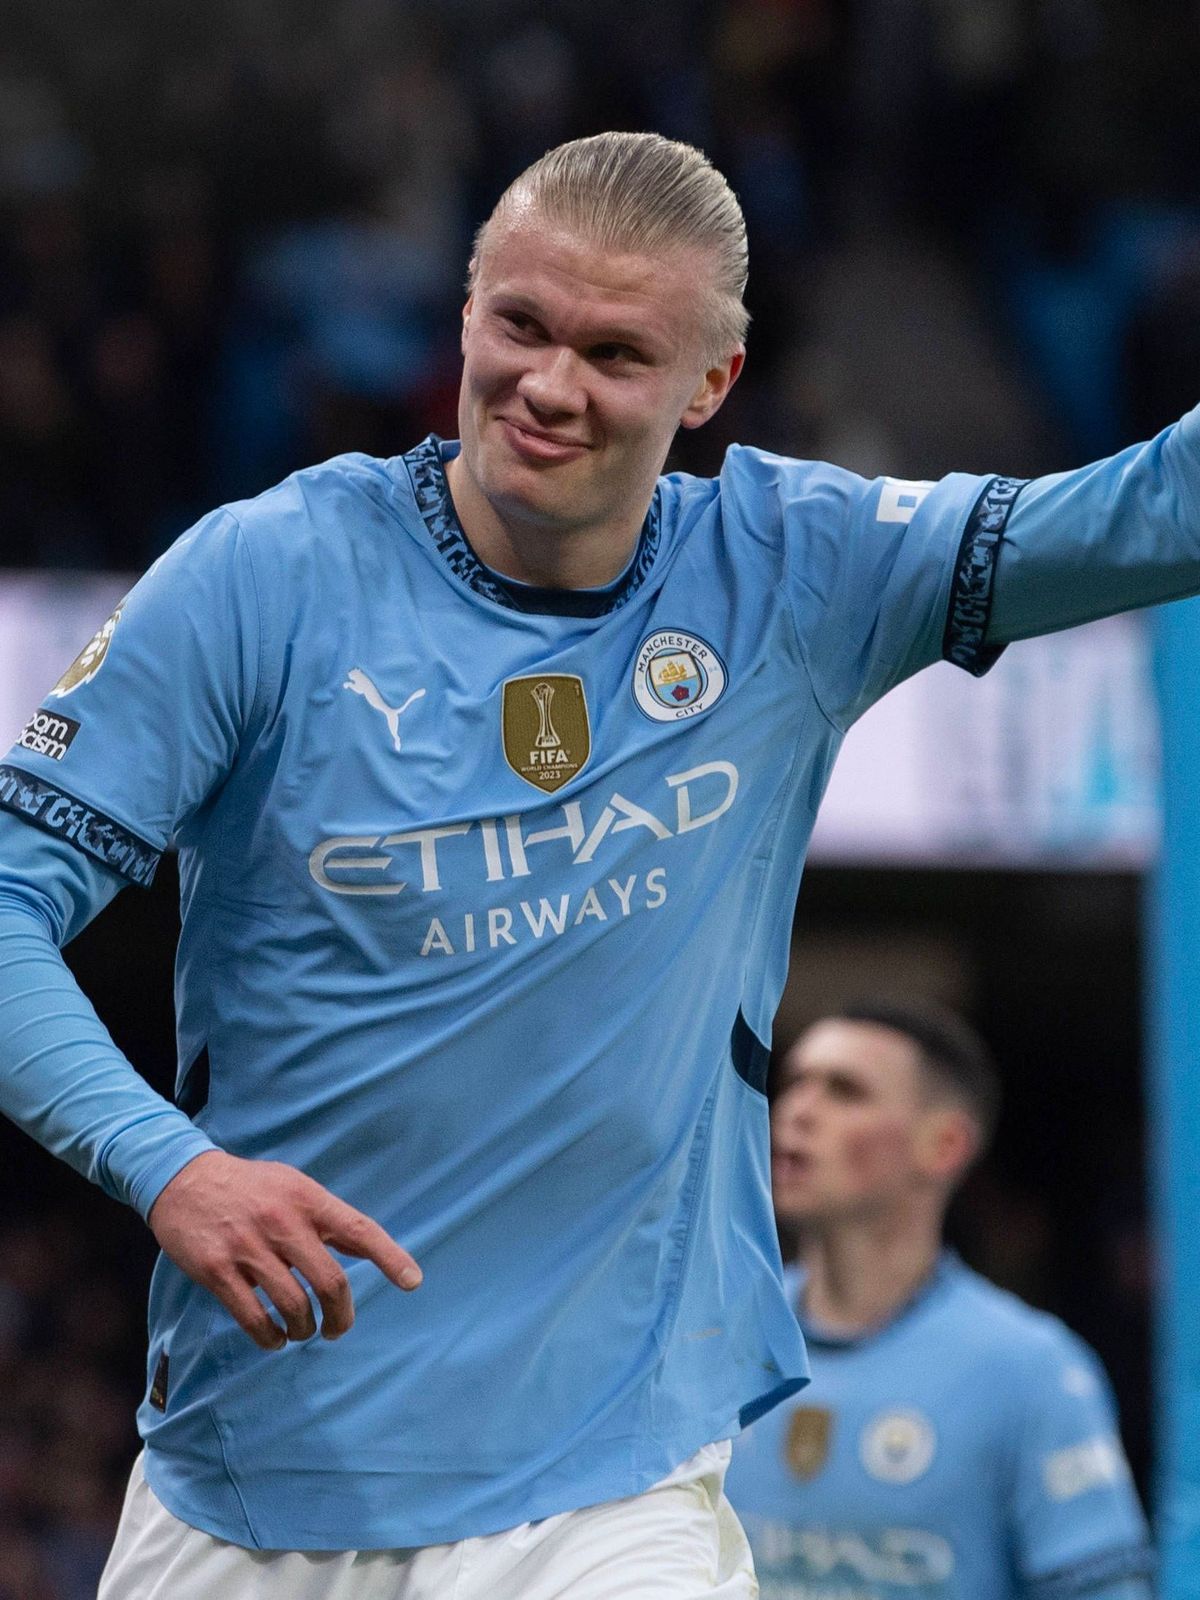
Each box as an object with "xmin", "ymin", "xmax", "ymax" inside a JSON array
[
  {"xmin": 632, "ymin": 629, "xmax": 727, "ymax": 722},
  {"xmin": 502, "ymin": 674, "xmax": 591, "ymax": 793},
  {"xmin": 860, "ymin": 1409, "xmax": 937, "ymax": 1484}
]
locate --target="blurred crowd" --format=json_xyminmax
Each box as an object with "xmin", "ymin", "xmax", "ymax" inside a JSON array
[
  {"xmin": 1, "ymin": 0, "xmax": 1199, "ymax": 571},
  {"xmin": 1, "ymin": 1, "xmax": 1196, "ymax": 1591},
  {"xmin": 0, "ymin": 1207, "xmax": 151, "ymax": 1600}
]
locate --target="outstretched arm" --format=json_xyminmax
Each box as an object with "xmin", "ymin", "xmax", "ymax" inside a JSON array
[
  {"xmin": 988, "ymin": 404, "xmax": 1200, "ymax": 646},
  {"xmin": 733, "ymin": 408, "xmax": 1200, "ymax": 732}
]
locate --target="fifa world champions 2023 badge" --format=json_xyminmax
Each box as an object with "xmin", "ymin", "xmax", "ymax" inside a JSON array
[
  {"xmin": 502, "ymin": 675, "xmax": 592, "ymax": 793},
  {"xmin": 633, "ymin": 630, "xmax": 727, "ymax": 723},
  {"xmin": 786, "ymin": 1406, "xmax": 834, "ymax": 1480}
]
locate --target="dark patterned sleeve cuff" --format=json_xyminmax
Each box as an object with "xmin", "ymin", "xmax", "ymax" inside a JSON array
[
  {"xmin": 0, "ymin": 765, "xmax": 161, "ymax": 887},
  {"xmin": 1024, "ymin": 1543, "xmax": 1156, "ymax": 1600},
  {"xmin": 942, "ymin": 475, "xmax": 1028, "ymax": 676}
]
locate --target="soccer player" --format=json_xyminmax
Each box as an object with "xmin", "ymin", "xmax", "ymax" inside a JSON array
[
  {"xmin": 726, "ymin": 1003, "xmax": 1153, "ymax": 1600},
  {"xmin": 0, "ymin": 130, "xmax": 1194, "ymax": 1597}
]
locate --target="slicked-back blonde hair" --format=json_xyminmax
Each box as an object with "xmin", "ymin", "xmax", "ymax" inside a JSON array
[{"xmin": 469, "ymin": 131, "xmax": 750, "ymax": 363}]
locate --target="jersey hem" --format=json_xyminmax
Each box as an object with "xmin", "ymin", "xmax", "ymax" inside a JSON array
[{"xmin": 141, "ymin": 1411, "xmax": 754, "ymax": 1551}]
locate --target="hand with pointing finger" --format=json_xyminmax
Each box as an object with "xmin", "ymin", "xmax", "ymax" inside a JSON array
[{"xmin": 148, "ymin": 1150, "xmax": 422, "ymax": 1350}]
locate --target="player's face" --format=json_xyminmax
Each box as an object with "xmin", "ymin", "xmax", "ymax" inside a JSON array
[
  {"xmin": 771, "ymin": 1021, "xmax": 937, "ymax": 1226},
  {"xmin": 454, "ymin": 210, "xmax": 742, "ymax": 544}
]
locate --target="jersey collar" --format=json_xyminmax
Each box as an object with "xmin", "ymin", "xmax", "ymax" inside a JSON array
[
  {"xmin": 402, "ymin": 434, "xmax": 663, "ymax": 618},
  {"xmin": 791, "ymin": 1250, "xmax": 959, "ymax": 1349}
]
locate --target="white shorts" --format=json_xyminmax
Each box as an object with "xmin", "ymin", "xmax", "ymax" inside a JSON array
[{"xmin": 97, "ymin": 1443, "xmax": 757, "ymax": 1600}]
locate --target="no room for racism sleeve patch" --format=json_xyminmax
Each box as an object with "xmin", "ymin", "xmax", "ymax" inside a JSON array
[{"xmin": 16, "ymin": 707, "xmax": 81, "ymax": 762}]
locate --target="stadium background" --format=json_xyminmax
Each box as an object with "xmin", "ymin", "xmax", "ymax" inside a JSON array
[{"xmin": 1, "ymin": 2, "xmax": 1197, "ymax": 1594}]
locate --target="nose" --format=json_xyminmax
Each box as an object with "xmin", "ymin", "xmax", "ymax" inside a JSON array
[
  {"xmin": 776, "ymin": 1078, "xmax": 819, "ymax": 1133},
  {"xmin": 517, "ymin": 346, "xmax": 587, "ymax": 418}
]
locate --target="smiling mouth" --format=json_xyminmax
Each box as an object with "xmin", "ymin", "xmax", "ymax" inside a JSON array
[{"xmin": 500, "ymin": 418, "xmax": 591, "ymax": 461}]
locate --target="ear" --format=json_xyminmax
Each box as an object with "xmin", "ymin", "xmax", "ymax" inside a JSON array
[
  {"xmin": 460, "ymin": 294, "xmax": 474, "ymax": 355},
  {"xmin": 680, "ymin": 347, "xmax": 745, "ymax": 431},
  {"xmin": 916, "ymin": 1106, "xmax": 979, "ymax": 1185}
]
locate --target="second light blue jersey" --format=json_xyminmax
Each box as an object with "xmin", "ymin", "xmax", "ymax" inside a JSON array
[
  {"xmin": 2, "ymin": 413, "xmax": 1199, "ymax": 1548},
  {"xmin": 726, "ymin": 1256, "xmax": 1153, "ymax": 1600}
]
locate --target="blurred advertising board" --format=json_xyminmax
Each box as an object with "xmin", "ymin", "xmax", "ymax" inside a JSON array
[
  {"xmin": 809, "ymin": 611, "xmax": 1159, "ymax": 868},
  {"xmin": 0, "ymin": 575, "xmax": 1159, "ymax": 869}
]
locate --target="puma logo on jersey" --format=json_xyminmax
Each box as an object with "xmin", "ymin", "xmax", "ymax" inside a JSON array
[{"xmin": 343, "ymin": 669, "xmax": 426, "ymax": 752}]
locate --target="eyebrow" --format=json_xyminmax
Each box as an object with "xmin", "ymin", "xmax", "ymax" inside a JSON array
[
  {"xmin": 489, "ymin": 292, "xmax": 656, "ymax": 354},
  {"xmin": 784, "ymin": 1062, "xmax": 871, "ymax": 1090}
]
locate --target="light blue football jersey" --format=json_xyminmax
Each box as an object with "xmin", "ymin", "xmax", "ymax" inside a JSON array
[
  {"xmin": 725, "ymin": 1256, "xmax": 1153, "ymax": 1600},
  {"xmin": 1, "ymin": 412, "xmax": 1199, "ymax": 1549}
]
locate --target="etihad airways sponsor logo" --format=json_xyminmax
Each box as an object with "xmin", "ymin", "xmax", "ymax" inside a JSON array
[
  {"xmin": 419, "ymin": 869, "xmax": 667, "ymax": 956},
  {"xmin": 309, "ymin": 760, "xmax": 739, "ymax": 959},
  {"xmin": 747, "ymin": 1520, "xmax": 954, "ymax": 1586},
  {"xmin": 308, "ymin": 760, "xmax": 738, "ymax": 898}
]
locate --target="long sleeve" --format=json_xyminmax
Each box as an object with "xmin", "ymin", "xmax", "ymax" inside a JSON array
[
  {"xmin": 989, "ymin": 404, "xmax": 1200, "ymax": 645},
  {"xmin": 0, "ymin": 814, "xmax": 216, "ymax": 1218},
  {"xmin": 0, "ymin": 504, "xmax": 262, "ymax": 1215}
]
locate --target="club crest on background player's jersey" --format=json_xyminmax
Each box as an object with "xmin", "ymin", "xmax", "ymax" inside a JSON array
[
  {"xmin": 860, "ymin": 1409, "xmax": 937, "ymax": 1484},
  {"xmin": 502, "ymin": 675, "xmax": 591, "ymax": 793},
  {"xmin": 633, "ymin": 630, "xmax": 727, "ymax": 722},
  {"xmin": 785, "ymin": 1406, "xmax": 833, "ymax": 1479},
  {"xmin": 51, "ymin": 603, "xmax": 125, "ymax": 697}
]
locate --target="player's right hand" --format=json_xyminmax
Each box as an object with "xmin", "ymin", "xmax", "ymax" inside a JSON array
[{"xmin": 147, "ymin": 1150, "xmax": 422, "ymax": 1350}]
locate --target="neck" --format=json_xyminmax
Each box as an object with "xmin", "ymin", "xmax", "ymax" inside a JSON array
[
  {"xmin": 798, "ymin": 1211, "xmax": 943, "ymax": 1336},
  {"xmin": 444, "ymin": 455, "xmax": 646, "ymax": 589}
]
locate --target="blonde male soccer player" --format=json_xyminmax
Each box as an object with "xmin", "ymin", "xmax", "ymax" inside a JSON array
[
  {"xmin": 726, "ymin": 1003, "xmax": 1153, "ymax": 1600},
  {"xmin": 0, "ymin": 132, "xmax": 1195, "ymax": 1598}
]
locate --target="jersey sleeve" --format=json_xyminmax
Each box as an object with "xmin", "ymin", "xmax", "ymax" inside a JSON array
[
  {"xmin": 721, "ymin": 405, "xmax": 1200, "ymax": 731},
  {"xmin": 1008, "ymin": 1328, "xmax": 1154, "ymax": 1596},
  {"xmin": 990, "ymin": 404, "xmax": 1200, "ymax": 647},
  {"xmin": 0, "ymin": 506, "xmax": 261, "ymax": 1215},
  {"xmin": 0, "ymin": 506, "xmax": 262, "ymax": 882},
  {"xmin": 0, "ymin": 817, "xmax": 217, "ymax": 1217},
  {"xmin": 718, "ymin": 444, "xmax": 1013, "ymax": 730}
]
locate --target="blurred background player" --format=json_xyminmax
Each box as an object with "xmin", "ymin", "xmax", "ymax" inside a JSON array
[{"xmin": 725, "ymin": 1001, "xmax": 1154, "ymax": 1600}]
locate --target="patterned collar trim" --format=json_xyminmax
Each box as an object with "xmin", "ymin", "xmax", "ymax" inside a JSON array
[{"xmin": 401, "ymin": 434, "xmax": 662, "ymax": 617}]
